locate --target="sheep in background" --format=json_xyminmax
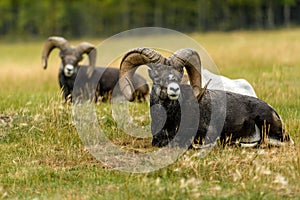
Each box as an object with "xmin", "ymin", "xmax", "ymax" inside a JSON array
[
  {"xmin": 119, "ymin": 47, "xmax": 293, "ymax": 148},
  {"xmin": 42, "ymin": 36, "xmax": 149, "ymax": 102}
]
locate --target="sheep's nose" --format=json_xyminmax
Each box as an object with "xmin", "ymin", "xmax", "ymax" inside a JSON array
[
  {"xmin": 64, "ymin": 64, "xmax": 74, "ymax": 77},
  {"xmin": 66, "ymin": 64, "xmax": 74, "ymax": 71},
  {"xmin": 167, "ymin": 82, "xmax": 180, "ymax": 100}
]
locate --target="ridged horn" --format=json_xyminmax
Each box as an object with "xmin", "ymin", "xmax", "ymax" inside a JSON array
[
  {"xmin": 168, "ymin": 49, "xmax": 202, "ymax": 98},
  {"xmin": 76, "ymin": 42, "xmax": 96, "ymax": 77},
  {"xmin": 119, "ymin": 48, "xmax": 166, "ymax": 101},
  {"xmin": 119, "ymin": 48, "xmax": 202, "ymax": 101},
  {"xmin": 42, "ymin": 36, "xmax": 69, "ymax": 69}
]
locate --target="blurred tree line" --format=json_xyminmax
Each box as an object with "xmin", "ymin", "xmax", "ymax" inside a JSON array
[{"xmin": 0, "ymin": 0, "xmax": 299, "ymax": 38}]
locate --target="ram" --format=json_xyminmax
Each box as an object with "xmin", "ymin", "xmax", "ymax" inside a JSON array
[
  {"xmin": 119, "ymin": 48, "xmax": 293, "ymax": 148},
  {"xmin": 42, "ymin": 36, "xmax": 149, "ymax": 102}
]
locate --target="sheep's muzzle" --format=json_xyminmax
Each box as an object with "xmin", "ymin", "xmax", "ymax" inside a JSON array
[
  {"xmin": 64, "ymin": 64, "xmax": 75, "ymax": 77},
  {"xmin": 167, "ymin": 82, "xmax": 180, "ymax": 100}
]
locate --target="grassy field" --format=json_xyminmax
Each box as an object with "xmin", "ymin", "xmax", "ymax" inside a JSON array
[{"xmin": 0, "ymin": 29, "xmax": 300, "ymax": 199}]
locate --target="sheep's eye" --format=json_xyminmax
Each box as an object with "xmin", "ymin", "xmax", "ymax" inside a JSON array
[
  {"xmin": 152, "ymin": 77, "xmax": 160, "ymax": 84},
  {"xmin": 168, "ymin": 74, "xmax": 174, "ymax": 80},
  {"xmin": 152, "ymin": 85, "xmax": 161, "ymax": 94}
]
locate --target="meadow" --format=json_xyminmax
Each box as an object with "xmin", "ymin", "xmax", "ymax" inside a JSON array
[{"xmin": 0, "ymin": 29, "xmax": 300, "ymax": 199}]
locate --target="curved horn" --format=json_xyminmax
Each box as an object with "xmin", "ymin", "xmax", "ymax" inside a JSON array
[
  {"xmin": 119, "ymin": 48, "xmax": 166, "ymax": 101},
  {"xmin": 42, "ymin": 36, "xmax": 69, "ymax": 69},
  {"xmin": 76, "ymin": 42, "xmax": 96, "ymax": 77},
  {"xmin": 169, "ymin": 49, "xmax": 202, "ymax": 98}
]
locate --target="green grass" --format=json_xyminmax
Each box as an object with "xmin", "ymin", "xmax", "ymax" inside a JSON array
[{"xmin": 1, "ymin": 29, "xmax": 300, "ymax": 199}]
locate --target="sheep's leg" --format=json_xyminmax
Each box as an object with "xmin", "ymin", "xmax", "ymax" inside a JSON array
[
  {"xmin": 60, "ymin": 85, "xmax": 71, "ymax": 102},
  {"xmin": 254, "ymin": 110, "xmax": 293, "ymax": 146},
  {"xmin": 58, "ymin": 73, "xmax": 72, "ymax": 102},
  {"xmin": 151, "ymin": 120, "xmax": 176, "ymax": 147},
  {"xmin": 150, "ymin": 104, "xmax": 168, "ymax": 147}
]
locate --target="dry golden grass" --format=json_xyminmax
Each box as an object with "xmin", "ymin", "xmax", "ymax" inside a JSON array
[{"xmin": 0, "ymin": 29, "xmax": 299, "ymax": 199}]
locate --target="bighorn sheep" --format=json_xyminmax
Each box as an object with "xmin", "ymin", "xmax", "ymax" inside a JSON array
[
  {"xmin": 119, "ymin": 48, "xmax": 293, "ymax": 148},
  {"xmin": 42, "ymin": 36, "xmax": 149, "ymax": 102}
]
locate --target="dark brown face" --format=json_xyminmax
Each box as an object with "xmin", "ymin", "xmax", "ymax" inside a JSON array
[
  {"xmin": 148, "ymin": 64, "xmax": 183, "ymax": 100},
  {"xmin": 59, "ymin": 48, "xmax": 82, "ymax": 77}
]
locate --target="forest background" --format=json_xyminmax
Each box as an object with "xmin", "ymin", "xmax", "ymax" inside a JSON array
[{"xmin": 0, "ymin": 0, "xmax": 299, "ymax": 39}]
